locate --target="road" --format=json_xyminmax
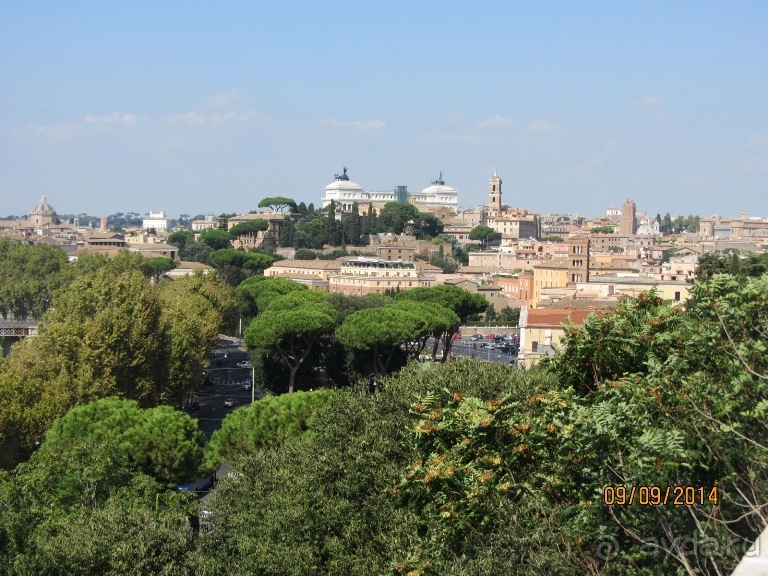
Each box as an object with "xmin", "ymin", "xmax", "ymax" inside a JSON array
[
  {"xmin": 423, "ymin": 337, "xmax": 519, "ymax": 366},
  {"xmin": 189, "ymin": 337, "xmax": 264, "ymax": 440}
]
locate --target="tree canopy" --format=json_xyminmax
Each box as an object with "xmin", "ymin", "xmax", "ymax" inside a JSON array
[
  {"xmin": 198, "ymin": 228, "xmax": 232, "ymax": 250},
  {"xmin": 44, "ymin": 397, "xmax": 205, "ymax": 485},
  {"xmin": 207, "ymin": 390, "xmax": 335, "ymax": 464},
  {"xmin": 468, "ymin": 225, "xmax": 500, "ymax": 247},
  {"xmin": 228, "ymin": 219, "xmax": 269, "ymax": 237},
  {"xmin": 0, "ymin": 238, "xmax": 70, "ymax": 319},
  {"xmin": 244, "ymin": 291, "xmax": 336, "ymax": 392},
  {"xmin": 208, "ymin": 249, "xmax": 274, "ymax": 286},
  {"xmin": 258, "ymin": 197, "xmax": 298, "ymax": 213}
]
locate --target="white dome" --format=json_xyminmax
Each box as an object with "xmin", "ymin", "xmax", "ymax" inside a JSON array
[
  {"xmin": 420, "ymin": 183, "xmax": 458, "ymax": 196},
  {"xmin": 324, "ymin": 179, "xmax": 364, "ymax": 194}
]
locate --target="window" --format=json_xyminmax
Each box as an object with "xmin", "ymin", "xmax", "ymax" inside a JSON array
[
  {"xmin": 532, "ymin": 341, "xmax": 539, "ymax": 352},
  {"xmin": 674, "ymin": 291, "xmax": 681, "ymax": 301}
]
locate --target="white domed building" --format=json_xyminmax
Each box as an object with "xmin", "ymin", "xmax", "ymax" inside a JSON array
[
  {"xmin": 409, "ymin": 173, "xmax": 458, "ymax": 213},
  {"xmin": 321, "ymin": 167, "xmax": 396, "ymax": 211}
]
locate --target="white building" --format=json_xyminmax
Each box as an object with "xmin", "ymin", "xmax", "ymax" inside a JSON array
[
  {"xmin": 142, "ymin": 211, "xmax": 171, "ymax": 231},
  {"xmin": 320, "ymin": 168, "xmax": 459, "ymax": 214},
  {"xmin": 321, "ymin": 168, "xmax": 396, "ymax": 211},
  {"xmin": 409, "ymin": 173, "xmax": 458, "ymax": 212}
]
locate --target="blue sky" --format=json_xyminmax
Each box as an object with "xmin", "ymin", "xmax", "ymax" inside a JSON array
[{"xmin": 2, "ymin": 1, "xmax": 767, "ymax": 219}]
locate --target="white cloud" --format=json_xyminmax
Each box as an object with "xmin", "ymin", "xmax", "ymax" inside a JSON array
[
  {"xmin": 474, "ymin": 114, "xmax": 516, "ymax": 128},
  {"xmin": 164, "ymin": 112, "xmax": 207, "ymax": 127},
  {"xmin": 23, "ymin": 122, "xmax": 80, "ymax": 140},
  {"xmin": 747, "ymin": 133, "xmax": 768, "ymax": 148},
  {"xmin": 211, "ymin": 109, "xmax": 265, "ymax": 126},
  {"xmin": 324, "ymin": 118, "xmax": 386, "ymax": 131},
  {"xmin": 208, "ymin": 89, "xmax": 244, "ymax": 108},
  {"xmin": 631, "ymin": 95, "xmax": 665, "ymax": 108},
  {"xmin": 164, "ymin": 108, "xmax": 264, "ymax": 128},
  {"xmin": 526, "ymin": 119, "xmax": 552, "ymax": 134},
  {"xmin": 84, "ymin": 111, "xmax": 139, "ymax": 125}
]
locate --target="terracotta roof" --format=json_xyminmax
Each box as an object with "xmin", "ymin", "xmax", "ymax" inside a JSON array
[
  {"xmin": 270, "ymin": 259, "xmax": 342, "ymax": 270},
  {"xmin": 413, "ymin": 261, "xmax": 442, "ymax": 272},
  {"xmin": 176, "ymin": 261, "xmax": 211, "ymax": 270},
  {"xmin": 533, "ymin": 258, "xmax": 569, "ymax": 269},
  {"xmin": 455, "ymin": 266, "xmax": 495, "ymax": 274},
  {"xmin": 526, "ymin": 309, "xmax": 603, "ymax": 328},
  {"xmin": 270, "ymin": 271, "xmax": 325, "ymax": 281}
]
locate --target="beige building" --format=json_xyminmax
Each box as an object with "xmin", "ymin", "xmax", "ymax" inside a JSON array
[
  {"xmin": 264, "ymin": 259, "xmax": 342, "ymax": 291},
  {"xmin": 376, "ymin": 243, "xmax": 416, "ymax": 262},
  {"xmin": 484, "ymin": 172, "xmax": 540, "ymax": 240},
  {"xmin": 228, "ymin": 212, "xmax": 296, "ymax": 250},
  {"xmin": 700, "ymin": 212, "xmax": 768, "ymax": 240},
  {"xmin": 518, "ymin": 307, "xmax": 602, "ymax": 367},
  {"xmin": 328, "ymin": 257, "xmax": 436, "ymax": 295}
]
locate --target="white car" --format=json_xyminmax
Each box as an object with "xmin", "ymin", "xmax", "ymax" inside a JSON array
[{"xmin": 236, "ymin": 361, "xmax": 252, "ymax": 369}]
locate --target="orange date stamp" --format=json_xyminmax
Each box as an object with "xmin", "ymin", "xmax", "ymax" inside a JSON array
[{"xmin": 603, "ymin": 485, "xmax": 719, "ymax": 506}]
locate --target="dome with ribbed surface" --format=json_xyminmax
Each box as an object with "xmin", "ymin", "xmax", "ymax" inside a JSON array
[{"xmin": 30, "ymin": 195, "xmax": 56, "ymax": 216}]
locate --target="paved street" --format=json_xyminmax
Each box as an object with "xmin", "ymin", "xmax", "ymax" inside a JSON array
[
  {"xmin": 189, "ymin": 337, "xmax": 263, "ymax": 440},
  {"xmin": 425, "ymin": 336, "xmax": 519, "ymax": 366}
]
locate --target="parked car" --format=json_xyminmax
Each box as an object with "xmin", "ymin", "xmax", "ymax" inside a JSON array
[
  {"xmin": 469, "ymin": 334, "xmax": 483, "ymax": 341},
  {"xmin": 236, "ymin": 361, "xmax": 252, "ymax": 369},
  {"xmin": 453, "ymin": 333, "xmax": 462, "ymax": 340},
  {"xmin": 224, "ymin": 398, "xmax": 236, "ymax": 407},
  {"xmin": 242, "ymin": 380, "xmax": 252, "ymax": 391}
]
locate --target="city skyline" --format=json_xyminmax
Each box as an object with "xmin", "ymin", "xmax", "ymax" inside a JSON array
[{"xmin": 2, "ymin": 2, "xmax": 767, "ymax": 218}]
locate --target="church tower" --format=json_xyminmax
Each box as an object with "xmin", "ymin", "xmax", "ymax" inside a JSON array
[
  {"xmin": 619, "ymin": 199, "xmax": 637, "ymax": 236},
  {"xmin": 488, "ymin": 171, "xmax": 502, "ymax": 216}
]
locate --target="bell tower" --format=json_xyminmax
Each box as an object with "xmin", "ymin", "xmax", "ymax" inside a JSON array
[{"xmin": 489, "ymin": 171, "xmax": 502, "ymax": 216}]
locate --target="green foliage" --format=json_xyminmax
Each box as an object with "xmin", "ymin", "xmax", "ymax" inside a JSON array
[
  {"xmin": 396, "ymin": 285, "xmax": 487, "ymax": 361},
  {"xmin": 0, "ymin": 238, "xmax": 69, "ymax": 318},
  {"xmin": 208, "ymin": 249, "xmax": 274, "ymax": 286},
  {"xmin": 468, "ymin": 225, "xmax": 499, "ymax": 247},
  {"xmin": 279, "ymin": 215, "xmax": 296, "ymax": 247},
  {"xmin": 208, "ymin": 390, "xmax": 335, "ymax": 463},
  {"xmin": 227, "ymin": 218, "xmax": 269, "ymax": 237},
  {"xmin": 0, "ymin": 441, "xmax": 196, "ymax": 575},
  {"xmin": 236, "ymin": 275, "xmax": 306, "ymax": 317},
  {"xmin": 343, "ymin": 202, "xmax": 362, "ymax": 245},
  {"xmin": 159, "ymin": 273, "xmax": 237, "ymax": 401},
  {"xmin": 139, "ymin": 257, "xmax": 176, "ymax": 281},
  {"xmin": 498, "ymin": 305, "xmax": 520, "ymax": 325},
  {"xmin": 44, "ymin": 397, "xmax": 205, "ymax": 485},
  {"xmin": 336, "ymin": 306, "xmax": 421, "ymax": 374},
  {"xmin": 542, "ymin": 235, "xmax": 565, "ymax": 242},
  {"xmin": 258, "ymin": 197, "xmax": 298, "ymax": 213},
  {"xmin": 196, "ymin": 360, "xmax": 550, "ymax": 576},
  {"xmin": 543, "ymin": 290, "xmax": 689, "ymax": 394},
  {"xmin": 293, "ymin": 247, "xmax": 319, "ymax": 260},
  {"xmin": 375, "ymin": 202, "xmax": 419, "ymax": 234},
  {"xmin": 0, "ymin": 268, "xmax": 234, "ymax": 469},
  {"xmin": 696, "ymin": 251, "xmax": 768, "ymax": 280},
  {"xmin": 590, "ymin": 225, "xmax": 614, "ymax": 233},
  {"xmin": 198, "ymin": 228, "xmax": 232, "ymax": 250},
  {"xmin": 167, "ymin": 230, "xmax": 194, "ymax": 251},
  {"xmin": 295, "ymin": 218, "xmax": 327, "ymax": 249},
  {"xmin": 244, "ymin": 291, "xmax": 336, "ymax": 392}
]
